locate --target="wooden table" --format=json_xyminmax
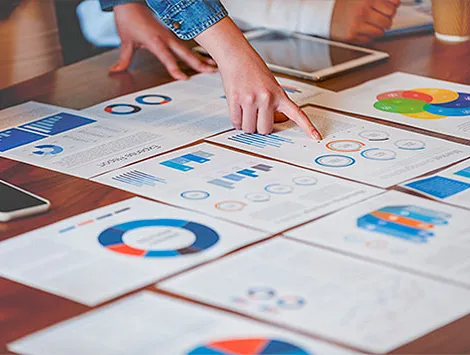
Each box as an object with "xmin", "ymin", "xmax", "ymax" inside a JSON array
[{"xmin": 1, "ymin": 32, "xmax": 470, "ymax": 354}]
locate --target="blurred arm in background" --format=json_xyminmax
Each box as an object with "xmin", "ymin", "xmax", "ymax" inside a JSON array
[{"xmin": 222, "ymin": 0, "xmax": 400, "ymax": 43}]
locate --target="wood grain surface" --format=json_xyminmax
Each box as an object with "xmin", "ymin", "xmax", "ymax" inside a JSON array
[{"xmin": 1, "ymin": 32, "xmax": 470, "ymax": 354}]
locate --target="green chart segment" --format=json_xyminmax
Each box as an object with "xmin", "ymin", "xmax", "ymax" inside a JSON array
[
  {"xmin": 188, "ymin": 338, "xmax": 310, "ymax": 355},
  {"xmin": 98, "ymin": 219, "xmax": 219, "ymax": 258}
]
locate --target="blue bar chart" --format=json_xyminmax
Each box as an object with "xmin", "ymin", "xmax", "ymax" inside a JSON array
[
  {"xmin": 160, "ymin": 151, "xmax": 214, "ymax": 172},
  {"xmin": 227, "ymin": 133, "xmax": 295, "ymax": 149},
  {"xmin": 19, "ymin": 113, "xmax": 95, "ymax": 135},
  {"xmin": 112, "ymin": 170, "xmax": 167, "ymax": 187}
]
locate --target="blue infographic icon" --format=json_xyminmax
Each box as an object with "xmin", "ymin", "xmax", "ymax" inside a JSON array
[
  {"xmin": 181, "ymin": 190, "xmax": 211, "ymax": 200},
  {"xmin": 314, "ymin": 154, "xmax": 356, "ymax": 168},
  {"xmin": 32, "ymin": 144, "xmax": 64, "ymax": 156},
  {"xmin": 405, "ymin": 176, "xmax": 470, "ymax": 199},
  {"xmin": 98, "ymin": 219, "xmax": 219, "ymax": 257},
  {"xmin": 135, "ymin": 94, "xmax": 172, "ymax": 105},
  {"xmin": 357, "ymin": 205, "xmax": 451, "ymax": 243},
  {"xmin": 19, "ymin": 113, "xmax": 95, "ymax": 135},
  {"xmin": 0, "ymin": 128, "xmax": 45, "ymax": 152}
]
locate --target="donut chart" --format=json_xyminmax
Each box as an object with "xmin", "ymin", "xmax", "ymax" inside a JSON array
[
  {"xmin": 374, "ymin": 89, "xmax": 470, "ymax": 119},
  {"xmin": 98, "ymin": 219, "xmax": 219, "ymax": 257},
  {"xmin": 135, "ymin": 94, "xmax": 172, "ymax": 105},
  {"xmin": 104, "ymin": 104, "xmax": 141, "ymax": 115},
  {"xmin": 187, "ymin": 338, "xmax": 309, "ymax": 355}
]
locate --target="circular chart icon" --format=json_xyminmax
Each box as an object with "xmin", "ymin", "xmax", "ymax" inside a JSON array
[
  {"xmin": 292, "ymin": 176, "xmax": 318, "ymax": 186},
  {"xmin": 32, "ymin": 144, "xmax": 64, "ymax": 156},
  {"xmin": 135, "ymin": 94, "xmax": 172, "ymax": 105},
  {"xmin": 314, "ymin": 154, "xmax": 356, "ymax": 168},
  {"xmin": 374, "ymin": 88, "xmax": 470, "ymax": 119},
  {"xmin": 181, "ymin": 190, "xmax": 210, "ymax": 200},
  {"xmin": 394, "ymin": 139, "xmax": 426, "ymax": 150},
  {"xmin": 277, "ymin": 296, "xmax": 306, "ymax": 310},
  {"xmin": 326, "ymin": 140, "xmax": 364, "ymax": 152},
  {"xmin": 245, "ymin": 192, "xmax": 271, "ymax": 202},
  {"xmin": 264, "ymin": 184, "xmax": 293, "ymax": 195},
  {"xmin": 359, "ymin": 130, "xmax": 390, "ymax": 141},
  {"xmin": 104, "ymin": 103, "xmax": 141, "ymax": 115},
  {"xmin": 98, "ymin": 219, "xmax": 219, "ymax": 257},
  {"xmin": 215, "ymin": 201, "xmax": 246, "ymax": 212},
  {"xmin": 360, "ymin": 148, "xmax": 396, "ymax": 161},
  {"xmin": 187, "ymin": 338, "xmax": 309, "ymax": 355}
]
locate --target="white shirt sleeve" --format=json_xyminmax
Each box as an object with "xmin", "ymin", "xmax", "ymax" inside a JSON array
[{"xmin": 222, "ymin": 0, "xmax": 336, "ymax": 38}]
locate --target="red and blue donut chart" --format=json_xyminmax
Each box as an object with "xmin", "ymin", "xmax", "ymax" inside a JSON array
[
  {"xmin": 98, "ymin": 219, "xmax": 219, "ymax": 258},
  {"xmin": 135, "ymin": 94, "xmax": 172, "ymax": 105},
  {"xmin": 104, "ymin": 104, "xmax": 141, "ymax": 115}
]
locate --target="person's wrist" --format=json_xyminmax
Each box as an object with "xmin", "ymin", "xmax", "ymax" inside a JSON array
[{"xmin": 195, "ymin": 18, "xmax": 257, "ymax": 68}]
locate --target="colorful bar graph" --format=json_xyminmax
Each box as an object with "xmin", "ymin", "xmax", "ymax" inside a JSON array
[
  {"xmin": 237, "ymin": 169, "xmax": 258, "ymax": 178},
  {"xmin": 160, "ymin": 151, "xmax": 214, "ymax": 172}
]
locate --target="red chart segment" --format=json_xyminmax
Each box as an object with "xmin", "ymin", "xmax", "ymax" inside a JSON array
[{"xmin": 187, "ymin": 338, "xmax": 310, "ymax": 355}]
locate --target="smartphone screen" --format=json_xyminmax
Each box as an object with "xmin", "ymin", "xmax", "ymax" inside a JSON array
[{"xmin": 0, "ymin": 181, "xmax": 48, "ymax": 213}]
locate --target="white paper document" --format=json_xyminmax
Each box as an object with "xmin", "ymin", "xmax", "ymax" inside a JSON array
[
  {"xmin": 0, "ymin": 102, "xmax": 199, "ymax": 178},
  {"xmin": 94, "ymin": 143, "xmax": 382, "ymax": 233},
  {"xmin": 0, "ymin": 197, "xmax": 267, "ymax": 305},
  {"xmin": 9, "ymin": 291, "xmax": 355, "ymax": 355},
  {"xmin": 84, "ymin": 73, "xmax": 329, "ymax": 129},
  {"xmin": 288, "ymin": 191, "xmax": 470, "ymax": 286},
  {"xmin": 83, "ymin": 73, "xmax": 232, "ymax": 136},
  {"xmin": 401, "ymin": 159, "xmax": 470, "ymax": 209},
  {"xmin": 161, "ymin": 238, "xmax": 470, "ymax": 353},
  {"xmin": 209, "ymin": 106, "xmax": 470, "ymax": 188},
  {"xmin": 312, "ymin": 72, "xmax": 470, "ymax": 140}
]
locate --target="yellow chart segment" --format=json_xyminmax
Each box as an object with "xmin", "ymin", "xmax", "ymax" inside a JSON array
[
  {"xmin": 403, "ymin": 111, "xmax": 446, "ymax": 120},
  {"xmin": 413, "ymin": 88, "xmax": 459, "ymax": 104}
]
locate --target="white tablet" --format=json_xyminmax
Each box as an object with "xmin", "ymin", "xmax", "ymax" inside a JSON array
[{"xmin": 197, "ymin": 30, "xmax": 389, "ymax": 82}]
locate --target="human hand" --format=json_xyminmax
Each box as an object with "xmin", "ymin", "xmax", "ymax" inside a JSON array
[
  {"xmin": 111, "ymin": 3, "xmax": 217, "ymax": 79},
  {"xmin": 330, "ymin": 0, "xmax": 400, "ymax": 43},
  {"xmin": 195, "ymin": 18, "xmax": 322, "ymax": 139}
]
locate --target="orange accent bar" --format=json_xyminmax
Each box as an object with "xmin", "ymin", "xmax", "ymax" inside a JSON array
[
  {"xmin": 210, "ymin": 338, "xmax": 269, "ymax": 355},
  {"xmin": 372, "ymin": 211, "xmax": 433, "ymax": 229},
  {"xmin": 108, "ymin": 244, "xmax": 146, "ymax": 256},
  {"xmin": 78, "ymin": 219, "xmax": 94, "ymax": 226}
]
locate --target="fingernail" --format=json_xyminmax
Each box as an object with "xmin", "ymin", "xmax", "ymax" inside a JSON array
[
  {"xmin": 311, "ymin": 129, "xmax": 322, "ymax": 140},
  {"xmin": 110, "ymin": 63, "xmax": 122, "ymax": 72}
]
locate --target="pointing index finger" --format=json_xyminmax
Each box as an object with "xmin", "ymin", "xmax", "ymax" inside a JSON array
[{"xmin": 278, "ymin": 99, "xmax": 322, "ymax": 140}]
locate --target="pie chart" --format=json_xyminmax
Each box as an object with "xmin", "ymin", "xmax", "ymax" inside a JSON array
[
  {"xmin": 187, "ymin": 338, "xmax": 310, "ymax": 355},
  {"xmin": 98, "ymin": 219, "xmax": 219, "ymax": 258}
]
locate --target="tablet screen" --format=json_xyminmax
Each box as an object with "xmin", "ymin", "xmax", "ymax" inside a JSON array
[{"xmin": 249, "ymin": 32, "xmax": 370, "ymax": 73}]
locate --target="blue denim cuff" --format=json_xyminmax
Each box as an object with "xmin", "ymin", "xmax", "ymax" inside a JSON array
[
  {"xmin": 146, "ymin": 0, "xmax": 228, "ymax": 40},
  {"xmin": 100, "ymin": 0, "xmax": 146, "ymax": 12}
]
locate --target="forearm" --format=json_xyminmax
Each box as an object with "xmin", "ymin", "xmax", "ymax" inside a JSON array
[{"xmin": 194, "ymin": 17, "xmax": 264, "ymax": 71}]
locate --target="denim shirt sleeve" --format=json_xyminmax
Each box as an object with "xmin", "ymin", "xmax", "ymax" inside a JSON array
[
  {"xmin": 99, "ymin": 0, "xmax": 146, "ymax": 12},
  {"xmin": 146, "ymin": 0, "xmax": 228, "ymax": 40}
]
